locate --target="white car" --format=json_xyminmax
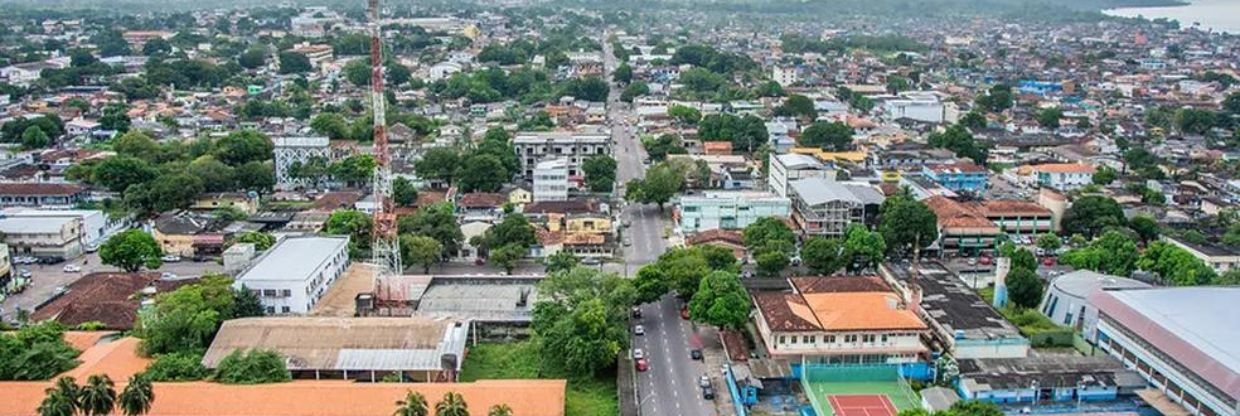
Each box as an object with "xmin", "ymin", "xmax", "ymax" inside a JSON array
[
  {"xmin": 161, "ymin": 272, "xmax": 179, "ymax": 280},
  {"xmin": 161, "ymin": 255, "xmax": 182, "ymax": 263},
  {"xmin": 632, "ymin": 348, "xmax": 645, "ymax": 359},
  {"xmin": 62, "ymin": 264, "xmax": 82, "ymax": 273},
  {"xmin": 634, "ymin": 325, "xmax": 645, "ymax": 335}
]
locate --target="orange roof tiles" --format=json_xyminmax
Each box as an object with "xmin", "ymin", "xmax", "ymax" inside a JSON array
[
  {"xmin": 0, "ymin": 380, "xmax": 566, "ymax": 416},
  {"xmin": 969, "ymin": 200, "xmax": 1052, "ymax": 217},
  {"xmin": 62, "ymin": 331, "xmax": 115, "ymax": 352},
  {"xmin": 754, "ymin": 278, "xmax": 926, "ymax": 333},
  {"xmin": 61, "ymin": 337, "xmax": 151, "ymax": 382},
  {"xmin": 924, "ymin": 196, "xmax": 999, "ymax": 231}
]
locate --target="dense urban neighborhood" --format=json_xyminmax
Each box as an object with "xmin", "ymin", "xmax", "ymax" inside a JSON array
[{"xmin": 0, "ymin": 0, "xmax": 1239, "ymax": 416}]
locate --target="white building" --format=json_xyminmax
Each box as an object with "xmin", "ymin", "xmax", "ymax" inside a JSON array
[
  {"xmin": 772, "ymin": 65, "xmax": 799, "ymax": 87},
  {"xmin": 1034, "ymin": 163, "xmax": 1095, "ymax": 191},
  {"xmin": 428, "ymin": 61, "xmax": 464, "ymax": 81},
  {"xmin": 4, "ymin": 208, "xmax": 125, "ymax": 246},
  {"xmin": 1039, "ymin": 270, "xmax": 1150, "ymax": 339},
  {"xmin": 0, "ymin": 216, "xmax": 83, "ymax": 258},
  {"xmin": 768, "ymin": 153, "xmax": 836, "ymax": 198},
  {"xmin": 532, "ymin": 159, "xmax": 570, "ymax": 202},
  {"xmin": 273, "ymin": 136, "xmax": 331, "ymax": 191},
  {"xmin": 513, "ymin": 132, "xmax": 610, "ymax": 178},
  {"xmin": 1091, "ymin": 288, "xmax": 1240, "ymax": 416},
  {"xmin": 676, "ymin": 191, "xmax": 791, "ymax": 233},
  {"xmin": 234, "ymin": 236, "xmax": 350, "ymax": 315},
  {"xmin": 881, "ymin": 92, "xmax": 946, "ymax": 124}
]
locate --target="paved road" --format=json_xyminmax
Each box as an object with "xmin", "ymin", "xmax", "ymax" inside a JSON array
[
  {"xmin": 632, "ymin": 295, "xmax": 715, "ymax": 416},
  {"xmin": 603, "ymin": 33, "xmax": 716, "ymax": 416},
  {"xmin": 0, "ymin": 251, "xmax": 223, "ymax": 322}
]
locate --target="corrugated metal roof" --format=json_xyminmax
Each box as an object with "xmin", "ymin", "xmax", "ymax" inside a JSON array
[{"xmin": 789, "ymin": 177, "xmax": 860, "ymax": 206}]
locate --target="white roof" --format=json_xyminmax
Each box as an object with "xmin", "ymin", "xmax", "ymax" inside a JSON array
[
  {"xmin": 1108, "ymin": 287, "xmax": 1240, "ymax": 378},
  {"xmin": 775, "ymin": 153, "xmax": 825, "ymax": 170},
  {"xmin": 238, "ymin": 236, "xmax": 349, "ymax": 283},
  {"xmin": 0, "ymin": 216, "xmax": 74, "ymax": 234},
  {"xmin": 514, "ymin": 132, "xmax": 609, "ymax": 144},
  {"xmin": 789, "ymin": 177, "xmax": 860, "ymax": 206},
  {"xmin": 273, "ymin": 136, "xmax": 329, "ymax": 148}
]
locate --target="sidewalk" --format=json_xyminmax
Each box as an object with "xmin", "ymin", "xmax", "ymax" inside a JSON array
[{"xmin": 700, "ymin": 326, "xmax": 738, "ymax": 416}]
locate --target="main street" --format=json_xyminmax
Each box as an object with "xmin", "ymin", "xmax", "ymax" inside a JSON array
[{"xmin": 603, "ymin": 34, "xmax": 716, "ymax": 416}]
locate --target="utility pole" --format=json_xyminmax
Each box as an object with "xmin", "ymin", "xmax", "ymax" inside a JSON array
[{"xmin": 368, "ymin": 0, "xmax": 401, "ymax": 277}]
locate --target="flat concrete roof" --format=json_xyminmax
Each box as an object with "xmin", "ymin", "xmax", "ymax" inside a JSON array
[{"xmin": 238, "ymin": 236, "xmax": 348, "ymax": 283}]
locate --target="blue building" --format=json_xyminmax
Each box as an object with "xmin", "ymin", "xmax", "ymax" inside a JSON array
[
  {"xmin": 922, "ymin": 163, "xmax": 989, "ymax": 193},
  {"xmin": 1019, "ymin": 80, "xmax": 1063, "ymax": 96},
  {"xmin": 955, "ymin": 357, "xmax": 1146, "ymax": 409}
]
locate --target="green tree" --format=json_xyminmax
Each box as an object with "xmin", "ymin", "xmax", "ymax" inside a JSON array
[
  {"xmin": 798, "ymin": 121, "xmax": 853, "ymax": 151},
  {"xmin": 1137, "ymin": 241, "xmax": 1217, "ymax": 286},
  {"xmin": 960, "ymin": 111, "xmax": 987, "ymax": 129},
  {"xmin": 928, "ymin": 124, "xmax": 987, "ymax": 164},
  {"xmin": 582, "ymin": 155, "xmax": 617, "ymax": 193},
  {"xmin": 1036, "ymin": 234, "xmax": 1061, "ymax": 252},
  {"xmin": 387, "ymin": 63, "xmax": 412, "ymax": 87},
  {"xmin": 135, "ymin": 276, "xmax": 240, "ymax": 355},
  {"xmin": 234, "ymin": 232, "xmax": 275, "ymax": 251},
  {"xmin": 755, "ymin": 247, "xmax": 790, "ymax": 277},
  {"xmin": 878, "ymin": 194, "xmax": 938, "ymax": 256},
  {"xmin": 975, "ymin": 84, "xmax": 1014, "ymax": 113},
  {"xmin": 310, "ymin": 113, "xmax": 350, "ymax": 140},
  {"xmin": 123, "ymin": 173, "xmax": 205, "ymax": 214},
  {"xmin": 398, "ymin": 202, "xmax": 463, "ymax": 257},
  {"xmin": 621, "ymin": 81, "xmax": 649, "ymax": 102},
  {"xmin": 21, "ymin": 125, "xmax": 50, "ymax": 149},
  {"xmin": 277, "ymin": 51, "xmax": 311, "ymax": 74},
  {"xmin": 37, "ymin": 379, "xmax": 78, "ymax": 416},
  {"xmin": 79, "ymin": 374, "xmax": 117, "ymax": 416},
  {"xmin": 688, "ymin": 271, "xmax": 751, "ymax": 329},
  {"xmin": 802, "ymin": 237, "xmax": 846, "ymax": 275},
  {"xmin": 668, "ymin": 105, "xmax": 702, "ymax": 125},
  {"xmin": 0, "ymin": 322, "xmax": 82, "ymax": 381},
  {"xmin": 343, "ymin": 59, "xmax": 370, "ymax": 87},
  {"xmin": 235, "ymin": 161, "xmax": 275, "ymax": 192},
  {"xmin": 843, "ymin": 224, "xmax": 886, "ymax": 272},
  {"xmin": 435, "ymin": 392, "xmax": 469, "ymax": 416},
  {"xmin": 415, "ymin": 147, "xmax": 461, "ymax": 185},
  {"xmin": 487, "ymin": 404, "xmax": 513, "ymax": 416},
  {"xmin": 950, "ymin": 400, "xmax": 1004, "ymax": 416},
  {"xmin": 1062, "ymin": 196, "xmax": 1125, "ymax": 238},
  {"xmin": 774, "ymin": 94, "xmax": 817, "ymax": 120},
  {"xmin": 90, "ymin": 156, "xmax": 158, "ymax": 193},
  {"xmin": 458, "ymin": 154, "xmax": 505, "ymax": 193},
  {"xmin": 401, "ymin": 235, "xmax": 443, "ymax": 273},
  {"xmin": 1128, "ymin": 215, "xmax": 1160, "ymax": 244},
  {"xmin": 394, "ymin": 390, "xmax": 429, "ymax": 416},
  {"xmin": 633, "ymin": 266, "xmax": 670, "ymax": 304},
  {"xmin": 330, "ymin": 154, "xmax": 377, "ymax": 187},
  {"xmin": 543, "ymin": 251, "xmax": 580, "ymax": 274},
  {"xmin": 1060, "ymin": 230, "xmax": 1140, "ymax": 276},
  {"xmin": 627, "ymin": 162, "xmax": 683, "ymax": 210},
  {"xmin": 324, "ymin": 210, "xmax": 372, "ymax": 256},
  {"xmin": 212, "ymin": 130, "xmax": 273, "ymax": 166},
  {"xmin": 187, "ymin": 156, "xmax": 236, "ymax": 192},
  {"xmin": 1093, "ymin": 165, "xmax": 1117, "ymax": 185},
  {"xmin": 533, "ymin": 267, "xmax": 634, "ymax": 377},
  {"xmin": 117, "ymin": 374, "xmax": 154, "ymax": 416},
  {"xmin": 613, "ymin": 63, "xmax": 633, "ymax": 84},
  {"xmin": 1006, "ymin": 247, "xmax": 1038, "ymax": 273},
  {"xmin": 213, "ymin": 349, "xmax": 291, "ymax": 384},
  {"xmin": 238, "ymin": 47, "xmax": 267, "ymax": 69},
  {"xmin": 489, "ymin": 244, "xmax": 525, "ymax": 274},
  {"xmin": 393, "ymin": 177, "xmax": 418, "ymax": 207},
  {"xmin": 100, "ymin": 230, "xmax": 163, "ymax": 272},
  {"xmin": 1036, "ymin": 107, "xmax": 1063, "ymax": 129},
  {"xmin": 145, "ymin": 352, "xmax": 210, "ymax": 381},
  {"xmin": 743, "ymin": 217, "xmax": 796, "ymax": 253}
]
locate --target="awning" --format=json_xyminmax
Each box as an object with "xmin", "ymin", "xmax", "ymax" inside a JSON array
[{"xmin": 1135, "ymin": 388, "xmax": 1192, "ymax": 416}]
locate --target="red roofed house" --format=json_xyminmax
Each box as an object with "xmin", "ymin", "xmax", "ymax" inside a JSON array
[
  {"xmin": 752, "ymin": 276, "xmax": 928, "ymax": 364},
  {"xmin": 0, "ymin": 183, "xmax": 87, "ymax": 208},
  {"xmin": 32, "ymin": 272, "xmax": 196, "ymax": 330},
  {"xmin": 924, "ymin": 196, "xmax": 1002, "ymax": 256},
  {"xmin": 966, "ymin": 200, "xmax": 1054, "ymax": 236},
  {"xmin": 1033, "ymin": 162, "xmax": 1095, "ymax": 191},
  {"xmin": 686, "ymin": 229, "xmax": 745, "ymax": 258}
]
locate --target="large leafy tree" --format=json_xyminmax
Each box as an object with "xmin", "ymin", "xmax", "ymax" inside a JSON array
[
  {"xmin": 1060, "ymin": 230, "xmax": 1139, "ymax": 276},
  {"xmin": 1005, "ymin": 267, "xmax": 1044, "ymax": 309},
  {"xmin": 398, "ymin": 202, "xmax": 463, "ymax": 257},
  {"xmin": 0, "ymin": 322, "xmax": 82, "ymax": 381},
  {"xmin": 393, "ymin": 177, "xmax": 418, "ymax": 207},
  {"xmin": 798, "ymin": 121, "xmax": 853, "ymax": 151},
  {"xmin": 1062, "ymin": 196, "xmax": 1125, "ymax": 238},
  {"xmin": 457, "ymin": 153, "xmax": 506, "ymax": 193},
  {"xmin": 543, "ymin": 251, "xmax": 579, "ymax": 274},
  {"xmin": 415, "ymin": 147, "xmax": 461, "ymax": 185},
  {"xmin": 774, "ymin": 94, "xmax": 817, "ymax": 120},
  {"xmin": 532, "ymin": 268, "xmax": 635, "ymax": 377},
  {"xmin": 1137, "ymin": 241, "xmax": 1218, "ymax": 286},
  {"xmin": 624, "ymin": 162, "xmax": 683, "ymax": 210},
  {"xmin": 688, "ymin": 271, "xmax": 751, "ymax": 329},
  {"xmin": 582, "ymin": 155, "xmax": 618, "ymax": 193},
  {"xmin": 878, "ymin": 194, "xmax": 938, "ymax": 256},
  {"xmin": 91, "ymin": 156, "xmax": 159, "ymax": 193},
  {"xmin": 324, "ymin": 210, "xmax": 372, "ymax": 256},
  {"xmin": 212, "ymin": 130, "xmax": 273, "ymax": 166},
  {"xmin": 100, "ymin": 230, "xmax": 163, "ymax": 272},
  {"xmin": 135, "ymin": 275, "xmax": 242, "ymax": 355},
  {"xmin": 400, "ymin": 235, "xmax": 443, "ymax": 273},
  {"xmin": 488, "ymin": 244, "xmax": 526, "ymax": 275},
  {"xmin": 277, "ymin": 51, "xmax": 311, "ymax": 74},
  {"xmin": 742, "ymin": 217, "xmax": 796, "ymax": 253},
  {"xmin": 802, "ymin": 237, "xmax": 846, "ymax": 275},
  {"xmin": 843, "ymin": 224, "xmax": 886, "ymax": 273},
  {"xmin": 213, "ymin": 349, "xmax": 291, "ymax": 384}
]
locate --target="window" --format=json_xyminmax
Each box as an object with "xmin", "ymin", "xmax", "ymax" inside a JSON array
[
  {"xmin": 790, "ymin": 336, "xmax": 798, "ymax": 344},
  {"xmin": 881, "ymin": 334, "xmax": 888, "ymax": 343},
  {"xmin": 778, "ymin": 336, "xmax": 786, "ymax": 345},
  {"xmin": 281, "ymin": 289, "xmax": 292, "ymax": 297},
  {"xmin": 802, "ymin": 336, "xmax": 812, "ymax": 344},
  {"xmin": 262, "ymin": 289, "xmax": 277, "ymax": 297},
  {"xmin": 862, "ymin": 334, "xmax": 876, "ymax": 343},
  {"xmin": 265, "ymin": 306, "xmax": 274, "ymax": 314},
  {"xmin": 281, "ymin": 306, "xmax": 290, "ymax": 313},
  {"xmin": 826, "ymin": 335, "xmax": 836, "ymax": 343}
]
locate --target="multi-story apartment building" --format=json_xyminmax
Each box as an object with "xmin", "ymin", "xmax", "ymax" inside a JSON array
[
  {"xmin": 0, "ymin": 216, "xmax": 84, "ymax": 258},
  {"xmin": 513, "ymin": 132, "xmax": 610, "ymax": 178},
  {"xmin": 753, "ymin": 276, "xmax": 929, "ymax": 365},
  {"xmin": 1034, "ymin": 163, "xmax": 1095, "ymax": 191},
  {"xmin": 676, "ymin": 191, "xmax": 791, "ymax": 233},
  {"xmin": 768, "ymin": 153, "xmax": 836, "ymax": 198},
  {"xmin": 234, "ymin": 236, "xmax": 350, "ymax": 315},
  {"xmin": 922, "ymin": 162, "xmax": 989, "ymax": 193},
  {"xmin": 532, "ymin": 159, "xmax": 570, "ymax": 202},
  {"xmin": 787, "ymin": 178, "xmax": 882, "ymax": 237}
]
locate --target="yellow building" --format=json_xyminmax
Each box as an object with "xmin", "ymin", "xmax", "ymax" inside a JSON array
[
  {"xmin": 507, "ymin": 187, "xmax": 532, "ymax": 207},
  {"xmin": 790, "ymin": 147, "xmax": 869, "ymax": 165},
  {"xmin": 565, "ymin": 214, "xmax": 612, "ymax": 235}
]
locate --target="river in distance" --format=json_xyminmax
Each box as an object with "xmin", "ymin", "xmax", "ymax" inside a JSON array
[{"xmin": 1104, "ymin": 0, "xmax": 1240, "ymax": 34}]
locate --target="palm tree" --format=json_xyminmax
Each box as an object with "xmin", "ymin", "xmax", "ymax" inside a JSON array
[
  {"xmin": 393, "ymin": 390, "xmax": 429, "ymax": 416},
  {"xmin": 435, "ymin": 391, "xmax": 469, "ymax": 416},
  {"xmin": 79, "ymin": 374, "xmax": 117, "ymax": 416},
  {"xmin": 118, "ymin": 374, "xmax": 155, "ymax": 416},
  {"xmin": 487, "ymin": 404, "xmax": 513, "ymax": 416},
  {"xmin": 37, "ymin": 388, "xmax": 76, "ymax": 416}
]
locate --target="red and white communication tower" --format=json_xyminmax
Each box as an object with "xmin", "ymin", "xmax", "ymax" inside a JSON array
[{"xmin": 368, "ymin": 0, "xmax": 401, "ymax": 276}]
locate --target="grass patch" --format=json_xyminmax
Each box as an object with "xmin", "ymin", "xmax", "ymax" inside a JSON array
[
  {"xmin": 460, "ymin": 341, "xmax": 618, "ymax": 416},
  {"xmin": 973, "ymin": 287, "xmax": 1073, "ymax": 348}
]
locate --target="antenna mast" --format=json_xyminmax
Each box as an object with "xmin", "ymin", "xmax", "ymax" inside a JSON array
[{"xmin": 369, "ymin": 0, "xmax": 401, "ymax": 276}]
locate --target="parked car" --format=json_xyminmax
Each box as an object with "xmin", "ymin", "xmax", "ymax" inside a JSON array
[
  {"xmin": 161, "ymin": 272, "xmax": 178, "ymax": 280},
  {"xmin": 967, "ymin": 258, "xmax": 978, "ymax": 266},
  {"xmin": 635, "ymin": 358, "xmax": 649, "ymax": 372},
  {"xmin": 19, "ymin": 269, "xmax": 31, "ymax": 278},
  {"xmin": 161, "ymin": 255, "xmax": 182, "ymax": 263},
  {"xmin": 680, "ymin": 307, "xmax": 690, "ymax": 320},
  {"xmin": 702, "ymin": 386, "xmax": 715, "ymax": 400},
  {"xmin": 980, "ymin": 256, "xmax": 993, "ymax": 266},
  {"xmin": 690, "ymin": 349, "xmax": 703, "ymax": 360},
  {"xmin": 633, "ymin": 325, "xmax": 645, "ymax": 336},
  {"xmin": 632, "ymin": 348, "xmax": 644, "ymax": 359},
  {"xmin": 622, "ymin": 238, "xmax": 632, "ymax": 247},
  {"xmin": 698, "ymin": 375, "xmax": 711, "ymax": 388},
  {"xmin": 62, "ymin": 264, "xmax": 81, "ymax": 273},
  {"xmin": 631, "ymin": 306, "xmax": 642, "ymax": 318},
  {"xmin": 1042, "ymin": 257, "xmax": 1056, "ymax": 266},
  {"xmin": 84, "ymin": 244, "xmax": 99, "ymax": 253}
]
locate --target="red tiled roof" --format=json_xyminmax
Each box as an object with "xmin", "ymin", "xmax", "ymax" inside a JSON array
[
  {"xmin": 32, "ymin": 272, "xmax": 194, "ymax": 330},
  {"xmin": 924, "ymin": 196, "xmax": 998, "ymax": 230},
  {"xmin": 0, "ymin": 182, "xmax": 85, "ymax": 196},
  {"xmin": 686, "ymin": 229, "xmax": 744, "ymax": 247},
  {"xmin": 790, "ymin": 276, "xmax": 890, "ymax": 294},
  {"xmin": 458, "ymin": 192, "xmax": 505, "ymax": 208},
  {"xmin": 753, "ymin": 293, "xmax": 820, "ymax": 331},
  {"xmin": 969, "ymin": 199, "xmax": 1052, "ymax": 217}
]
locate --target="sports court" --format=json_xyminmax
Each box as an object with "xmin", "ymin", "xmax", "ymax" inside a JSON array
[
  {"xmin": 800, "ymin": 364, "xmax": 920, "ymax": 416},
  {"xmin": 827, "ymin": 394, "xmax": 898, "ymax": 416}
]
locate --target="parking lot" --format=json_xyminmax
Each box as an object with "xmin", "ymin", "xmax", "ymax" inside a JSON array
[{"xmin": 0, "ymin": 252, "xmax": 223, "ymax": 322}]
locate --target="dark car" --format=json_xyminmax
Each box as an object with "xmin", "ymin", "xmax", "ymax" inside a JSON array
[
  {"xmin": 702, "ymin": 386, "xmax": 715, "ymax": 400},
  {"xmin": 690, "ymin": 349, "xmax": 703, "ymax": 360}
]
